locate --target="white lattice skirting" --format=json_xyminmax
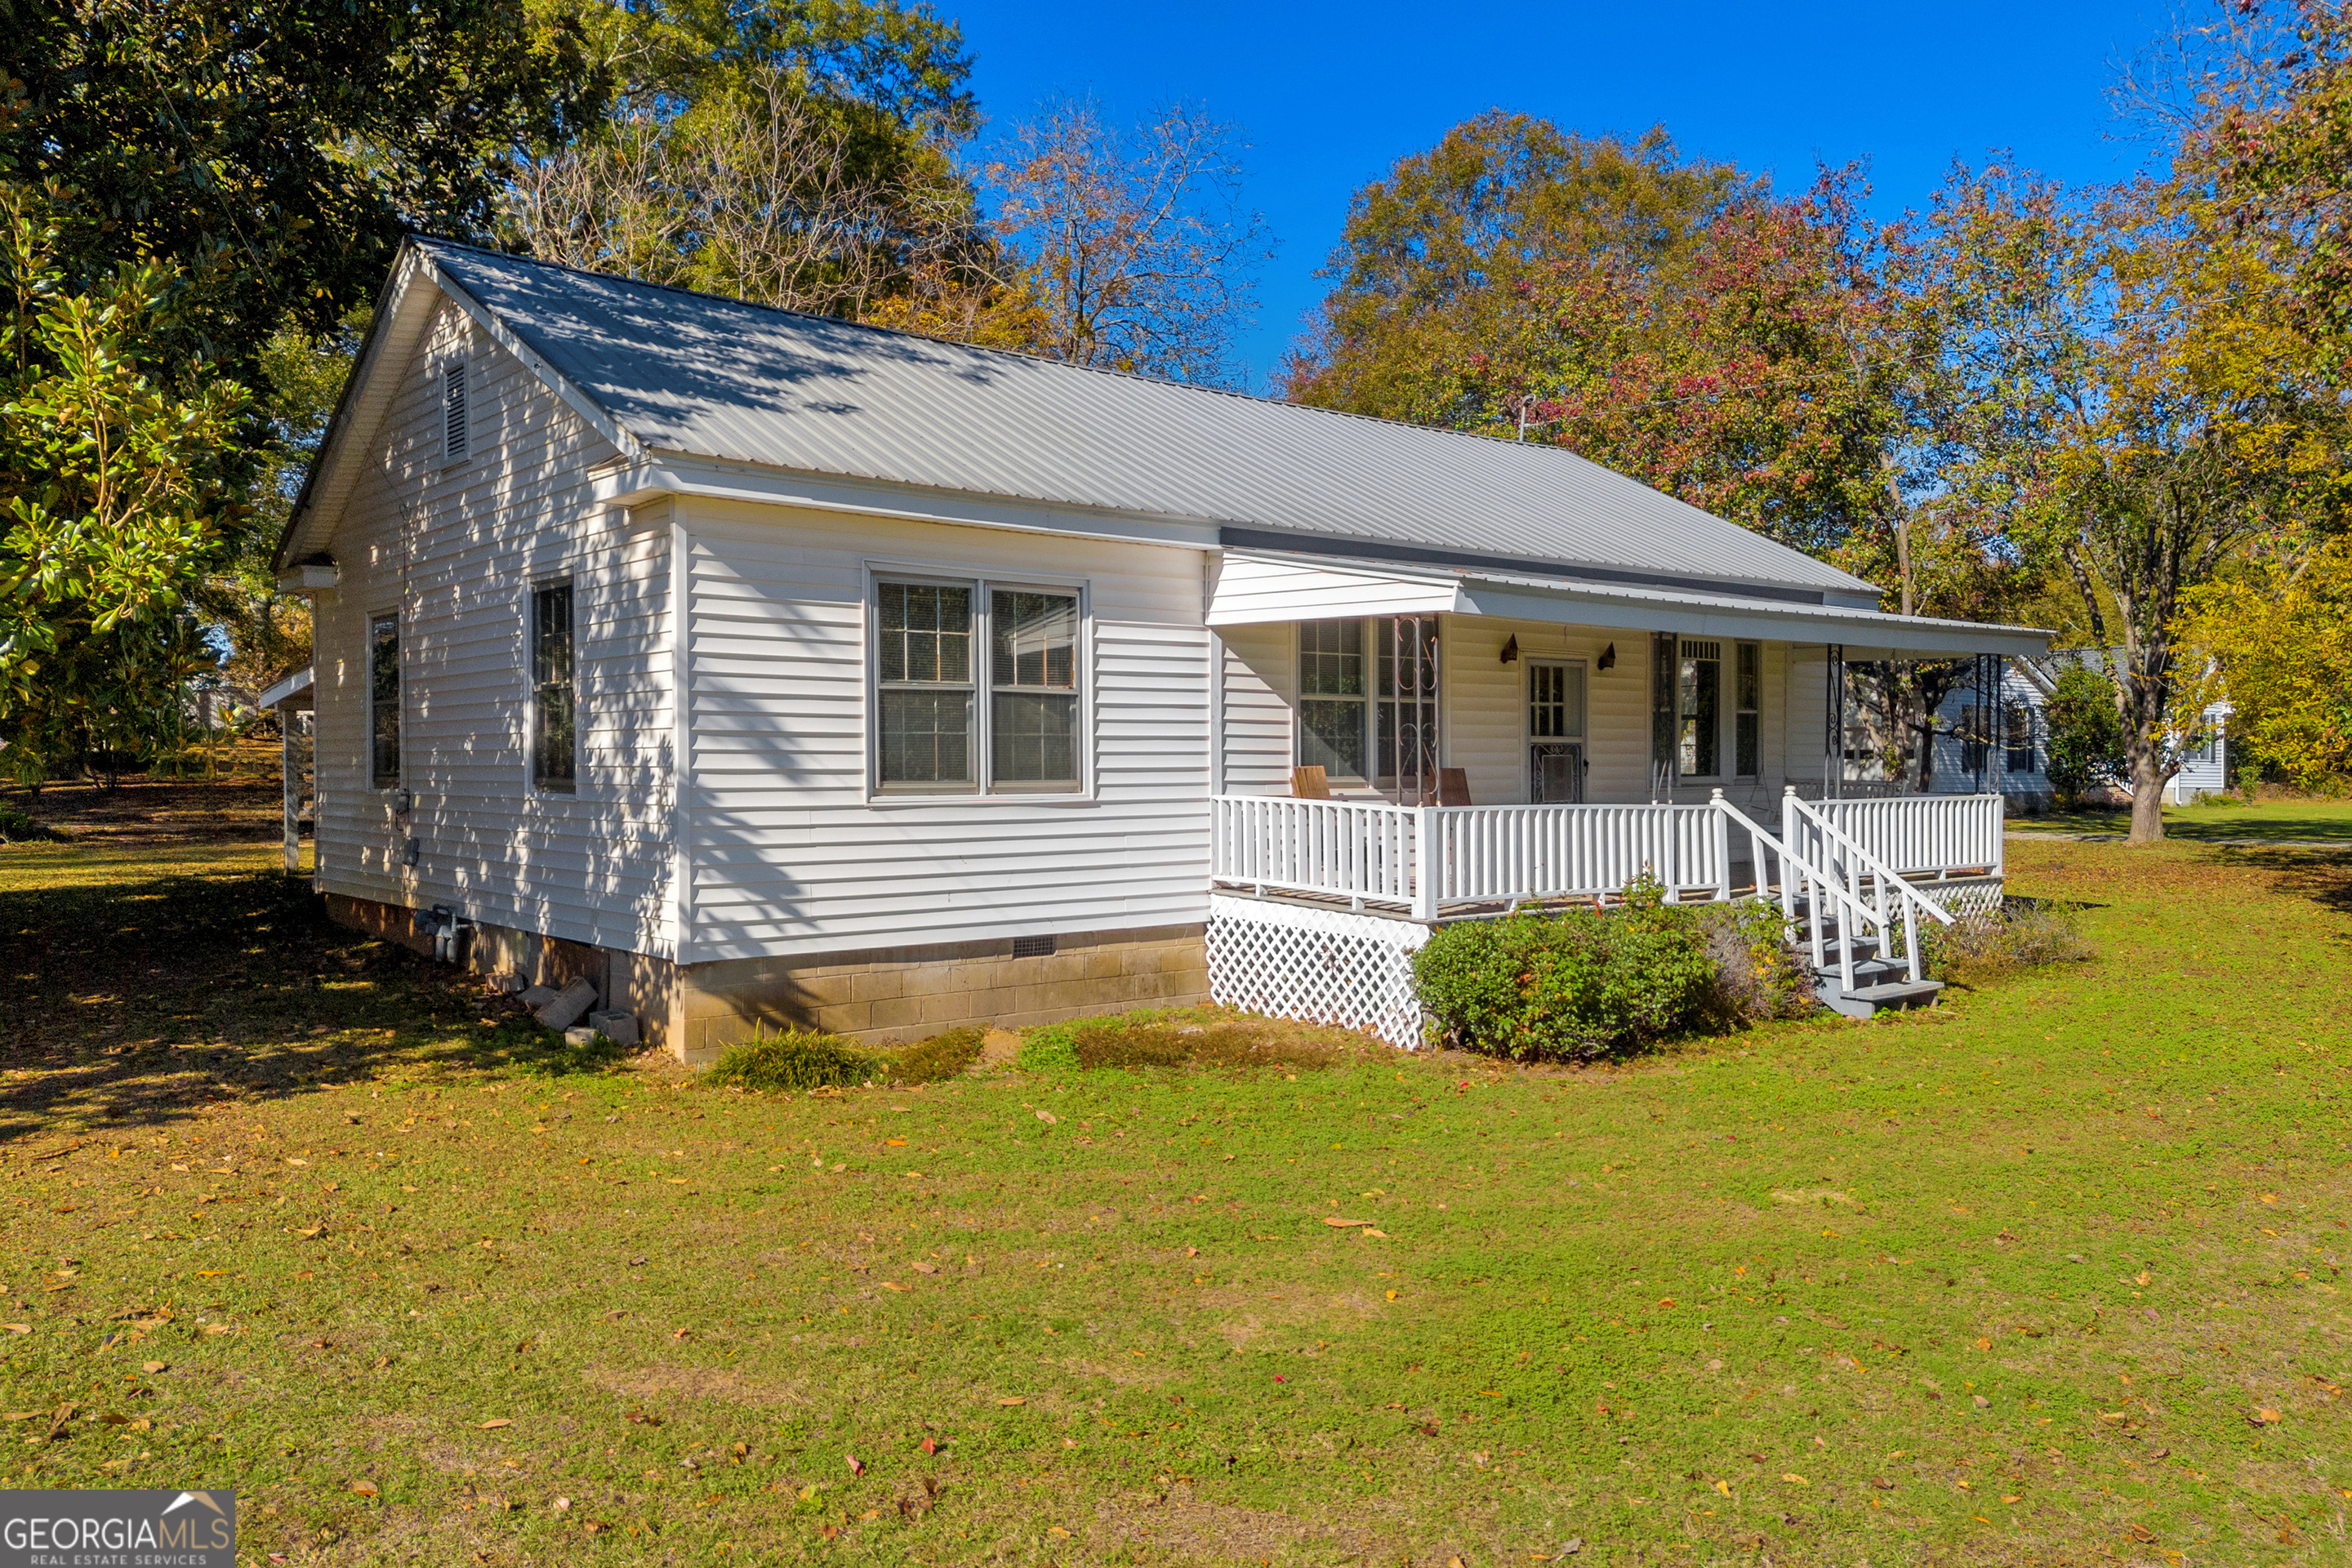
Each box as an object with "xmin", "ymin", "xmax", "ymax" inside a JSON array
[
  {"xmin": 1913, "ymin": 875, "xmax": 2005, "ymax": 923},
  {"xmin": 1206, "ymin": 893, "xmax": 1428, "ymax": 1049}
]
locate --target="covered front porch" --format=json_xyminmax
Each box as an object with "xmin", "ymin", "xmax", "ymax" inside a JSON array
[{"xmin": 1200, "ymin": 546, "xmax": 2045, "ymax": 1045}]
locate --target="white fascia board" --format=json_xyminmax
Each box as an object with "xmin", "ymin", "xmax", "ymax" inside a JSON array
[
  {"xmin": 1456, "ymin": 577, "xmax": 2051, "ymax": 657},
  {"xmin": 598, "ymin": 452, "xmax": 1223, "ymax": 551},
  {"xmin": 423, "ymin": 261, "xmax": 645, "ymax": 464}
]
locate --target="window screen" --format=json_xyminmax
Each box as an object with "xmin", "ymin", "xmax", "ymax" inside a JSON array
[
  {"xmin": 877, "ymin": 582, "xmax": 974, "ymax": 787},
  {"xmin": 369, "ymin": 614, "xmax": 401, "ymax": 787},
  {"xmin": 532, "ymin": 582, "xmax": 576, "ymax": 790}
]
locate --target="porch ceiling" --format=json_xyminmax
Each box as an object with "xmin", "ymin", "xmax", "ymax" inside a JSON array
[{"xmin": 1207, "ymin": 550, "xmax": 2051, "ymax": 658}]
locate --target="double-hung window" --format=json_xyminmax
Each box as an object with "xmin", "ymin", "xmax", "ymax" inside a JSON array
[
  {"xmin": 2003, "ymin": 700, "xmax": 2036, "ymax": 773},
  {"xmin": 1297, "ymin": 620, "xmax": 1367, "ymax": 780},
  {"xmin": 875, "ymin": 578, "xmax": 1083, "ymax": 795},
  {"xmin": 369, "ymin": 612, "xmax": 402, "ymax": 787},
  {"xmin": 532, "ymin": 581, "xmax": 577, "ymax": 791}
]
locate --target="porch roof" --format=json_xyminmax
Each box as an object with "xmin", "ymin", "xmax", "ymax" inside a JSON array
[{"xmin": 1206, "ymin": 550, "xmax": 2051, "ymax": 658}]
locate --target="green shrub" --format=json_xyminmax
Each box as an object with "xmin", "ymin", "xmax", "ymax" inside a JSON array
[
  {"xmin": 1930, "ymin": 899, "xmax": 2095, "ymax": 985},
  {"xmin": 2044, "ymin": 665, "xmax": 2126, "ymax": 808},
  {"xmin": 1412, "ymin": 876, "xmax": 1719, "ymax": 1060},
  {"xmin": 702, "ymin": 1026, "xmax": 877, "ymax": 1091},
  {"xmin": 1696, "ymin": 899, "xmax": 1816, "ymax": 1026},
  {"xmin": 889, "ymin": 1025, "xmax": 985, "ymax": 1082}
]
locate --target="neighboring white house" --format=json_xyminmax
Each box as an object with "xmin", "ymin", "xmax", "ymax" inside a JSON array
[
  {"xmin": 274, "ymin": 239, "xmax": 2049, "ymax": 1058},
  {"xmin": 1913, "ymin": 656, "xmax": 2229, "ymax": 808}
]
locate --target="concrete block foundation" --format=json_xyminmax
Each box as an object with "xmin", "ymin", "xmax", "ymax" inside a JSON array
[{"xmin": 320, "ymin": 894, "xmax": 1206, "ymax": 1065}]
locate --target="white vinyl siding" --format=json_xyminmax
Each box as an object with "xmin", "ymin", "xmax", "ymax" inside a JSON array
[
  {"xmin": 309, "ymin": 303, "xmax": 675, "ymax": 957},
  {"xmin": 1217, "ymin": 621, "xmax": 1294, "ymax": 795},
  {"xmin": 677, "ymin": 501, "xmax": 1209, "ymax": 962}
]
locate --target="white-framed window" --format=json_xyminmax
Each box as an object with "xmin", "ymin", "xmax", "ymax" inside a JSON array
[
  {"xmin": 1296, "ymin": 616, "xmax": 1439, "ymax": 791},
  {"xmin": 442, "ymin": 359, "xmax": 470, "ymax": 464},
  {"xmin": 531, "ymin": 581, "xmax": 577, "ymax": 791},
  {"xmin": 871, "ymin": 574, "xmax": 1086, "ymax": 796},
  {"xmin": 368, "ymin": 612, "xmax": 402, "ymax": 788}
]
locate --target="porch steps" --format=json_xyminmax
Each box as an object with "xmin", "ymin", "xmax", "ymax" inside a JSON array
[{"xmin": 1786, "ymin": 905, "xmax": 1947, "ymax": 1018}]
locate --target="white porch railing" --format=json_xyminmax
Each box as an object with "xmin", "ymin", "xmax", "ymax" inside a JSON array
[
  {"xmin": 1419, "ymin": 803, "xmax": 1726, "ymax": 910},
  {"xmin": 1789, "ymin": 793, "xmax": 2004, "ymax": 879},
  {"xmin": 1210, "ymin": 795, "xmax": 1726, "ymax": 918},
  {"xmin": 1209, "ymin": 789, "xmax": 2007, "ymax": 920}
]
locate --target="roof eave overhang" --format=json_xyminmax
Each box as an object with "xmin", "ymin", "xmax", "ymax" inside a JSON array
[{"xmin": 595, "ymin": 451, "xmax": 1224, "ymax": 550}]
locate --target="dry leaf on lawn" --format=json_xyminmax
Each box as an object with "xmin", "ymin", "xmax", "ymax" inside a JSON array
[{"xmin": 479, "ymin": 1419, "xmax": 513, "ymax": 1429}]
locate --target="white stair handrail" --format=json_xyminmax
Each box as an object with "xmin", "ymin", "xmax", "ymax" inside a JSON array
[
  {"xmin": 1779, "ymin": 789, "xmax": 1955, "ymax": 982},
  {"xmin": 1709, "ymin": 792, "xmax": 1895, "ymax": 996}
]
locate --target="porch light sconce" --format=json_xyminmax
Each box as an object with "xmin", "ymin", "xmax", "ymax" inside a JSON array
[
  {"xmin": 1499, "ymin": 635, "xmax": 1519, "ymax": 665},
  {"xmin": 1598, "ymin": 642, "xmax": 1617, "ymax": 671}
]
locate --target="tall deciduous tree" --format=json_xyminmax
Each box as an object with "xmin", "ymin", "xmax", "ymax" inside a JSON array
[
  {"xmin": 1924, "ymin": 165, "xmax": 2345, "ymax": 841},
  {"xmin": 982, "ymin": 97, "xmax": 1271, "ymax": 384},
  {"xmin": 2174, "ymin": 528, "xmax": 2352, "ymax": 787}
]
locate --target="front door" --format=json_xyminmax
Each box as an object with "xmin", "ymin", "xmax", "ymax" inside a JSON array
[{"xmin": 1527, "ymin": 659, "xmax": 1586, "ymax": 803}]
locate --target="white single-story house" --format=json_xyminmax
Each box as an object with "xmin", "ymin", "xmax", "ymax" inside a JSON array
[{"xmin": 274, "ymin": 239, "xmax": 2050, "ymax": 1058}]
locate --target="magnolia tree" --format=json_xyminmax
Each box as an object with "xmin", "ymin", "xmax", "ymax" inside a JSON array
[{"xmin": 0, "ymin": 184, "xmax": 252, "ymax": 780}]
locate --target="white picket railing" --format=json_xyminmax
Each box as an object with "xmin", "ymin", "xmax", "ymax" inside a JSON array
[
  {"xmin": 1419, "ymin": 803, "xmax": 1726, "ymax": 910},
  {"xmin": 1209, "ymin": 796, "xmax": 1416, "ymax": 906},
  {"xmin": 1717, "ymin": 794, "xmax": 1956, "ymax": 988},
  {"xmin": 1791, "ymin": 793, "xmax": 2005, "ymax": 879},
  {"xmin": 1210, "ymin": 796, "xmax": 1726, "ymax": 918}
]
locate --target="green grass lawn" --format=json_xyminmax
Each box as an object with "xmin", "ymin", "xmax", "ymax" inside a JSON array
[{"xmin": 2, "ymin": 782, "xmax": 2350, "ymax": 1566}]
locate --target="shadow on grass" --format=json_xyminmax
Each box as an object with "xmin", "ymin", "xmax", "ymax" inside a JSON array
[
  {"xmin": 2221, "ymin": 846, "xmax": 2352, "ymax": 931},
  {"xmin": 0, "ymin": 866, "xmax": 615, "ymax": 1142}
]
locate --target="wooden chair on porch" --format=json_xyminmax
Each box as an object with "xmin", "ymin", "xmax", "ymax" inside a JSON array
[
  {"xmin": 1427, "ymin": 768, "xmax": 1472, "ymax": 808},
  {"xmin": 1290, "ymin": 764, "xmax": 1331, "ymax": 800}
]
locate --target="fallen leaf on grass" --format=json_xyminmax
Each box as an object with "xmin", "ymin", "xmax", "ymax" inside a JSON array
[
  {"xmin": 1048, "ymin": 1526, "xmax": 1071, "ymax": 1539},
  {"xmin": 202, "ymin": 1325, "xmax": 233, "ymax": 1337},
  {"xmin": 350, "ymin": 1481, "xmax": 379, "ymax": 1498},
  {"xmin": 625, "ymin": 1411, "xmax": 663, "ymax": 1428},
  {"xmin": 1, "ymin": 1325, "xmax": 29, "ymax": 1336},
  {"xmin": 1321, "ymin": 1216, "xmax": 1370, "ymax": 1228},
  {"xmin": 846, "ymin": 1454, "xmax": 866, "ymax": 1477},
  {"xmin": 911, "ymin": 1262, "xmax": 938, "ymax": 1275},
  {"xmin": 881, "ymin": 1281, "xmax": 909, "ymax": 1292},
  {"xmin": 1034, "ymin": 1111, "xmax": 1058, "ymax": 1125},
  {"xmin": 919, "ymin": 1437, "xmax": 938, "ymax": 1455},
  {"xmin": 2129, "ymin": 1524, "xmax": 2158, "ymax": 1544},
  {"xmin": 2249, "ymin": 1407, "xmax": 2282, "ymax": 1426},
  {"xmin": 479, "ymin": 1419, "xmax": 512, "ymax": 1429},
  {"xmin": 1713, "ymin": 1480, "xmax": 1733, "ymax": 1497},
  {"xmin": 1781, "ymin": 1473, "xmax": 1809, "ymax": 1486},
  {"xmin": 141, "ymin": 1361, "xmax": 167, "ymax": 1374},
  {"xmin": 996, "ymin": 1396, "xmax": 1027, "ymax": 1406}
]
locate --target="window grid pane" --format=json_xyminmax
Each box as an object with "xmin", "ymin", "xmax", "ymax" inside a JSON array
[
  {"xmin": 1299, "ymin": 699, "xmax": 1366, "ymax": 779},
  {"xmin": 533, "ymin": 584, "xmax": 576, "ymax": 787},
  {"xmin": 1529, "ymin": 663, "xmax": 1585, "ymax": 739},
  {"xmin": 1734, "ymin": 643, "xmax": 1760, "ymax": 777},
  {"xmin": 991, "ymin": 591, "xmax": 1077, "ymax": 690},
  {"xmin": 1298, "ymin": 621, "xmax": 1363, "ymax": 696},
  {"xmin": 369, "ymin": 615, "xmax": 400, "ymax": 786},
  {"xmin": 880, "ymin": 689, "xmax": 973, "ymax": 785}
]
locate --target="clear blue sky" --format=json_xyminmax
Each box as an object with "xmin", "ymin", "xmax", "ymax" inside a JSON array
[{"xmin": 942, "ymin": 0, "xmax": 2172, "ymax": 390}]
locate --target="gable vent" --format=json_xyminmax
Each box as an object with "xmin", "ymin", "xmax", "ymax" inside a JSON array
[{"xmin": 443, "ymin": 362, "xmax": 470, "ymax": 461}]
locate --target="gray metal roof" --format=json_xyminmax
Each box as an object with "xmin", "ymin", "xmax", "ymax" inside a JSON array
[{"xmin": 417, "ymin": 240, "xmax": 1882, "ymax": 600}]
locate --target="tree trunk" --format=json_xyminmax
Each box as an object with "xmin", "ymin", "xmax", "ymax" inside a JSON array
[{"xmin": 2126, "ymin": 735, "xmax": 2169, "ymax": 844}]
